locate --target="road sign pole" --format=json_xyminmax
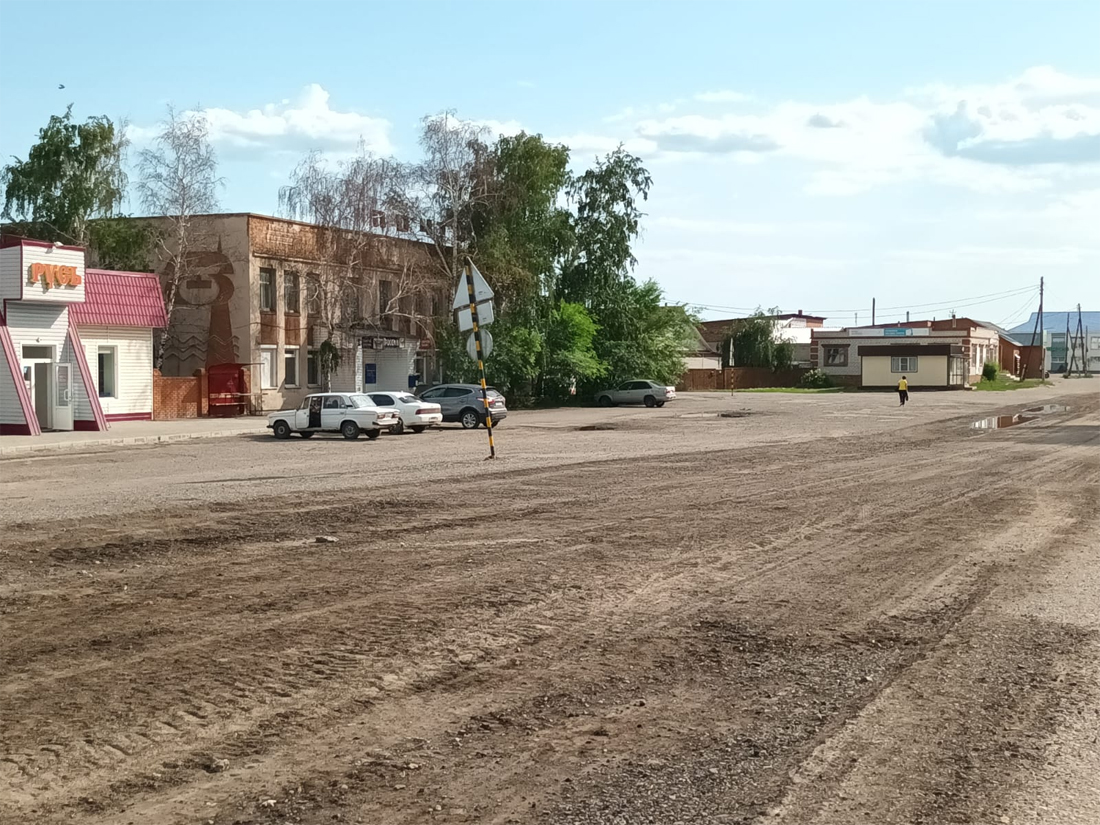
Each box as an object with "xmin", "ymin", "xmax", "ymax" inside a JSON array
[{"xmin": 464, "ymin": 258, "xmax": 495, "ymax": 459}]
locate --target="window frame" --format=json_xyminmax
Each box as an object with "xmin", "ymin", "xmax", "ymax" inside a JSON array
[
  {"xmin": 259, "ymin": 267, "xmax": 277, "ymax": 314},
  {"xmin": 306, "ymin": 274, "xmax": 322, "ymax": 317},
  {"xmin": 890, "ymin": 355, "xmax": 918, "ymax": 373},
  {"xmin": 259, "ymin": 345, "xmax": 278, "ymax": 389},
  {"xmin": 306, "ymin": 348, "xmax": 320, "ymax": 387},
  {"xmin": 285, "ymin": 270, "xmax": 300, "ymax": 315},
  {"xmin": 824, "ymin": 346, "xmax": 849, "ymax": 367},
  {"xmin": 97, "ymin": 345, "xmax": 118, "ymax": 398},
  {"xmin": 284, "ymin": 346, "xmax": 300, "ymax": 388}
]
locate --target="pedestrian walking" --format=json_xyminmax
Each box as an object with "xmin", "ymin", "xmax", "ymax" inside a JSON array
[{"xmin": 898, "ymin": 375, "xmax": 909, "ymax": 406}]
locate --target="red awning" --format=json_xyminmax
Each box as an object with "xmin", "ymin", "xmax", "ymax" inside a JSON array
[{"xmin": 69, "ymin": 269, "xmax": 168, "ymax": 328}]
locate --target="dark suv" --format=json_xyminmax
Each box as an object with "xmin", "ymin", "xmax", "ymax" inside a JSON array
[{"xmin": 417, "ymin": 384, "xmax": 508, "ymax": 429}]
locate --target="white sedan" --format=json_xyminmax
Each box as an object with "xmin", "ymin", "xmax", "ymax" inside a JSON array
[
  {"xmin": 267, "ymin": 392, "xmax": 400, "ymax": 440},
  {"xmin": 367, "ymin": 391, "xmax": 443, "ymax": 434}
]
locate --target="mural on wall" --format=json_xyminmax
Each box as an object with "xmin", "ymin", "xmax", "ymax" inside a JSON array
[{"xmin": 160, "ymin": 243, "xmax": 241, "ymax": 376}]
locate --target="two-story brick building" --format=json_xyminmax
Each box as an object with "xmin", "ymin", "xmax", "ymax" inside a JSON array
[{"xmin": 139, "ymin": 213, "xmax": 448, "ymax": 413}]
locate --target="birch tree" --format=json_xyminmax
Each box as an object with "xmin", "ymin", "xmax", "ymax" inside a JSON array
[
  {"xmin": 136, "ymin": 106, "xmax": 221, "ymax": 368},
  {"xmin": 280, "ymin": 146, "xmax": 442, "ymax": 388}
]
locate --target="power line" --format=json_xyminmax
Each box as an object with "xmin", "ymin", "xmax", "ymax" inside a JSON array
[
  {"xmin": 679, "ymin": 284, "xmax": 1038, "ymax": 318},
  {"xmin": 996, "ymin": 289, "xmax": 1042, "ymax": 329}
]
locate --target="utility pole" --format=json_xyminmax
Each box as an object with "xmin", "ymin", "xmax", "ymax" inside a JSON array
[
  {"xmin": 1025, "ymin": 277, "xmax": 1044, "ymax": 379},
  {"xmin": 872, "ymin": 297, "xmax": 876, "ymax": 326},
  {"xmin": 1067, "ymin": 303, "xmax": 1085, "ymax": 377},
  {"xmin": 906, "ymin": 310, "xmax": 910, "ymax": 323}
]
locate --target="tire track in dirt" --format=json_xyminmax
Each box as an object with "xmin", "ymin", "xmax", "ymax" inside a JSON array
[{"xmin": 1, "ymin": 399, "xmax": 1096, "ymax": 824}]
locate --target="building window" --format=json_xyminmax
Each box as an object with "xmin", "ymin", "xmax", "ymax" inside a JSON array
[
  {"xmin": 371, "ymin": 210, "xmax": 386, "ymax": 229},
  {"xmin": 259, "ymin": 268, "xmax": 276, "ymax": 313},
  {"xmin": 824, "ymin": 346, "xmax": 848, "ymax": 366},
  {"xmin": 307, "ymin": 348, "xmax": 320, "ymax": 386},
  {"xmin": 284, "ymin": 346, "xmax": 300, "ymax": 387},
  {"xmin": 378, "ymin": 279, "xmax": 392, "ymax": 320},
  {"xmin": 260, "ymin": 346, "xmax": 277, "ymax": 389},
  {"xmin": 891, "ymin": 356, "xmax": 918, "ymax": 373},
  {"xmin": 97, "ymin": 347, "xmax": 117, "ymax": 398},
  {"xmin": 1090, "ymin": 336, "xmax": 1100, "ymax": 352},
  {"xmin": 307, "ymin": 274, "xmax": 322, "ymax": 317},
  {"xmin": 285, "ymin": 271, "xmax": 300, "ymax": 314}
]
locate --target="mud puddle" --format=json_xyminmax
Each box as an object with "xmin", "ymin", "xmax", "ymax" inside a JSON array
[{"xmin": 972, "ymin": 405, "xmax": 1070, "ymax": 430}]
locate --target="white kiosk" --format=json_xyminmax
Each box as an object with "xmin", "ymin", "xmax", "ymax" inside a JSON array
[{"xmin": 0, "ymin": 237, "xmax": 105, "ymax": 435}]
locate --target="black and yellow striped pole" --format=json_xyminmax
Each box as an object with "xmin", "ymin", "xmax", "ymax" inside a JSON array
[{"xmin": 464, "ymin": 257, "xmax": 496, "ymax": 459}]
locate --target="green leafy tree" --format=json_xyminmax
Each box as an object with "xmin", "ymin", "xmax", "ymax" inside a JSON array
[
  {"xmin": 541, "ymin": 301, "xmax": 605, "ymax": 401},
  {"xmin": 2, "ymin": 106, "xmax": 128, "ymax": 244},
  {"xmin": 86, "ymin": 218, "xmax": 160, "ymax": 271},
  {"xmin": 560, "ymin": 147, "xmax": 652, "ymax": 307},
  {"xmin": 725, "ymin": 309, "xmax": 795, "ymax": 370},
  {"xmin": 2, "ymin": 106, "xmax": 155, "ymax": 269},
  {"xmin": 586, "ymin": 279, "xmax": 696, "ymax": 393}
]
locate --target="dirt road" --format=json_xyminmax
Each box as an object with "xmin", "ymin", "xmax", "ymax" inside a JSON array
[{"xmin": 2, "ymin": 384, "xmax": 1098, "ymax": 825}]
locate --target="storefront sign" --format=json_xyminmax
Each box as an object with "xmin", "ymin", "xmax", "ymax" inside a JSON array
[
  {"xmin": 363, "ymin": 336, "xmax": 401, "ymax": 349},
  {"xmin": 883, "ymin": 328, "xmax": 911, "ymax": 337},
  {"xmin": 28, "ymin": 262, "xmax": 83, "ymax": 289}
]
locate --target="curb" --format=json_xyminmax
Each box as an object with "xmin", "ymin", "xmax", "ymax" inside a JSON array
[{"xmin": 0, "ymin": 427, "xmax": 270, "ymax": 458}]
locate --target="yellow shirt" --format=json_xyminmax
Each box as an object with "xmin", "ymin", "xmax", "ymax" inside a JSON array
[{"xmin": 898, "ymin": 379, "xmax": 908, "ymax": 391}]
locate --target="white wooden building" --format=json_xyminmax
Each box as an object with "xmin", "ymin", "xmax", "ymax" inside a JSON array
[{"xmin": 0, "ymin": 237, "xmax": 166, "ymax": 435}]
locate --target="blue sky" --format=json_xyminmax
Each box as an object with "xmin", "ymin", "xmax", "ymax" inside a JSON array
[{"xmin": 2, "ymin": 0, "xmax": 1098, "ymax": 328}]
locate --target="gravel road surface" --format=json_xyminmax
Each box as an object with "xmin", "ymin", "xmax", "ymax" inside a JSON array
[{"xmin": 2, "ymin": 382, "xmax": 1097, "ymax": 825}]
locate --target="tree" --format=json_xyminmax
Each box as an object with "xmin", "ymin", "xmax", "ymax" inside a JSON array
[
  {"xmin": 2, "ymin": 105, "xmax": 127, "ymax": 243},
  {"xmin": 541, "ymin": 301, "xmax": 605, "ymax": 401},
  {"xmin": 586, "ymin": 279, "xmax": 696, "ymax": 393},
  {"xmin": 475, "ymin": 132, "xmax": 573, "ymax": 310},
  {"xmin": 136, "ymin": 106, "xmax": 222, "ymax": 368},
  {"xmin": 390, "ymin": 112, "xmax": 496, "ymax": 286},
  {"xmin": 560, "ymin": 146, "xmax": 653, "ymax": 307},
  {"xmin": 725, "ymin": 309, "xmax": 795, "ymax": 369},
  {"xmin": 280, "ymin": 145, "xmax": 443, "ymax": 389}
]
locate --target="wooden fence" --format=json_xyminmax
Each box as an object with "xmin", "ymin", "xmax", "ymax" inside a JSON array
[{"xmin": 678, "ymin": 367, "xmax": 809, "ymax": 392}]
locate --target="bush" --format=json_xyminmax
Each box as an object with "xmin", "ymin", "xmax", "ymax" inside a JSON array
[
  {"xmin": 981, "ymin": 362, "xmax": 999, "ymax": 383},
  {"xmin": 799, "ymin": 369, "xmax": 834, "ymax": 389}
]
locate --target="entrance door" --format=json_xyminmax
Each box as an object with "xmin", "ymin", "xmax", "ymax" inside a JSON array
[{"xmin": 52, "ymin": 363, "xmax": 74, "ymax": 431}]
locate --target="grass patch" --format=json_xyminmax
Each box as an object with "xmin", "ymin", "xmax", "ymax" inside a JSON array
[
  {"xmin": 973, "ymin": 376, "xmax": 1049, "ymax": 391},
  {"xmin": 732, "ymin": 387, "xmax": 845, "ymax": 394}
]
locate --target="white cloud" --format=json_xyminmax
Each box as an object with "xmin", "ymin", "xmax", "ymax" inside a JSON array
[
  {"xmin": 912, "ymin": 66, "xmax": 1100, "ymax": 165},
  {"xmin": 130, "ymin": 84, "xmax": 392, "ymax": 158},
  {"xmin": 607, "ymin": 68, "xmax": 1100, "ymax": 194}
]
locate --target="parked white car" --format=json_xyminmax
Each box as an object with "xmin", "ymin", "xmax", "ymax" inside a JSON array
[
  {"xmin": 267, "ymin": 392, "xmax": 400, "ymax": 440},
  {"xmin": 595, "ymin": 380, "xmax": 677, "ymax": 408},
  {"xmin": 366, "ymin": 391, "xmax": 443, "ymax": 434}
]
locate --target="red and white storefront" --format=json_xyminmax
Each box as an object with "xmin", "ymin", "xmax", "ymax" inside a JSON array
[{"xmin": 0, "ymin": 237, "xmax": 167, "ymax": 435}]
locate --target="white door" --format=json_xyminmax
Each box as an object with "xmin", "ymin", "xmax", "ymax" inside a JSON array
[{"xmin": 53, "ymin": 363, "xmax": 74, "ymax": 431}]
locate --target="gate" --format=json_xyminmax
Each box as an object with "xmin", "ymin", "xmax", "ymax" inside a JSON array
[{"xmin": 207, "ymin": 363, "xmax": 248, "ymax": 417}]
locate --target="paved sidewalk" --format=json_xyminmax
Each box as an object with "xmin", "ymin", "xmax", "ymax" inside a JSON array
[{"xmin": 0, "ymin": 416, "xmax": 270, "ymax": 457}]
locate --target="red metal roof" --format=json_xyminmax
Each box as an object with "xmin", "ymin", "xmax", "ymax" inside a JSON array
[{"xmin": 69, "ymin": 269, "xmax": 168, "ymax": 328}]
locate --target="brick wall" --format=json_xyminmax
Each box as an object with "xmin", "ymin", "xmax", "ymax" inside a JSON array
[{"xmin": 153, "ymin": 369, "xmax": 204, "ymax": 419}]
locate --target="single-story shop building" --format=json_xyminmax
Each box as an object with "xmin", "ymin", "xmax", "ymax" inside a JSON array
[
  {"xmin": 0, "ymin": 237, "xmax": 167, "ymax": 435},
  {"xmin": 810, "ymin": 318, "xmax": 1000, "ymax": 389}
]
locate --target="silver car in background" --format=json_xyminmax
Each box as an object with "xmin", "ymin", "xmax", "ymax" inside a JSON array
[
  {"xmin": 417, "ymin": 383, "xmax": 508, "ymax": 429},
  {"xmin": 595, "ymin": 380, "xmax": 676, "ymax": 408}
]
